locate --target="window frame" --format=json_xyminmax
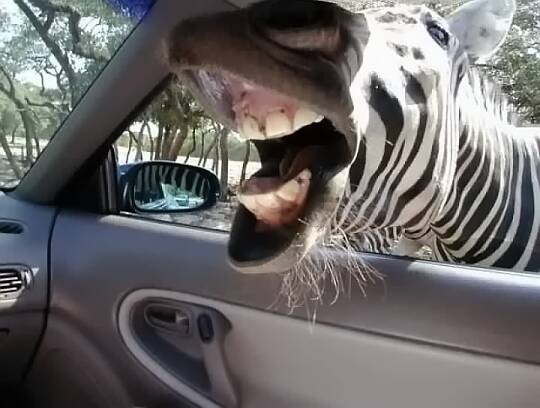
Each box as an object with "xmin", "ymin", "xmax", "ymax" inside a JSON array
[
  {"xmin": 93, "ymin": 79, "xmax": 536, "ymax": 277},
  {"xmin": 53, "ymin": 77, "xmax": 173, "ymax": 215}
]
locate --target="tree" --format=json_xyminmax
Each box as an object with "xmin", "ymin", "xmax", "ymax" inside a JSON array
[
  {"xmin": 0, "ymin": 67, "xmax": 37, "ymax": 165},
  {"xmin": 240, "ymin": 141, "xmax": 251, "ymax": 185},
  {"xmin": 218, "ymin": 126, "xmax": 230, "ymax": 201},
  {"xmin": 0, "ymin": 110, "xmax": 22, "ymax": 179},
  {"xmin": 201, "ymin": 132, "xmax": 219, "ymax": 168},
  {"xmin": 183, "ymin": 125, "xmax": 197, "ymax": 164},
  {"xmin": 0, "ymin": 0, "xmax": 137, "ymax": 183}
]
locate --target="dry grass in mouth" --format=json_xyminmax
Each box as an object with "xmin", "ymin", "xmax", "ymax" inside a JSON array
[{"xmin": 269, "ymin": 202, "xmax": 386, "ymax": 324}]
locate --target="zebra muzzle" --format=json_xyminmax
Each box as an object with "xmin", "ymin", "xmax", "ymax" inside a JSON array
[{"xmin": 165, "ymin": 0, "xmax": 359, "ymax": 272}]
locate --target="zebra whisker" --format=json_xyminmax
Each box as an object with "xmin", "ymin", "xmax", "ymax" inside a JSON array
[{"xmin": 273, "ymin": 209, "xmax": 383, "ymax": 320}]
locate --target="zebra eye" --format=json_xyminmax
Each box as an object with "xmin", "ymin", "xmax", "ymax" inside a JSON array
[{"xmin": 427, "ymin": 23, "xmax": 449, "ymax": 48}]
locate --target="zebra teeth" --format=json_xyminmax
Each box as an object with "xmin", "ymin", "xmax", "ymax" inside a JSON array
[
  {"xmin": 276, "ymin": 169, "xmax": 312, "ymax": 202},
  {"xmin": 265, "ymin": 110, "xmax": 292, "ymax": 138},
  {"xmin": 237, "ymin": 169, "xmax": 312, "ymax": 227},
  {"xmin": 293, "ymin": 108, "xmax": 323, "ymax": 131},
  {"xmin": 238, "ymin": 108, "xmax": 323, "ymax": 141},
  {"xmin": 240, "ymin": 115, "xmax": 265, "ymax": 140},
  {"xmin": 237, "ymin": 190, "xmax": 282, "ymax": 220},
  {"xmin": 275, "ymin": 177, "xmax": 301, "ymax": 202}
]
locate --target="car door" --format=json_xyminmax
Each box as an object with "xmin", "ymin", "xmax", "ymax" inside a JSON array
[{"xmin": 2, "ymin": 0, "xmax": 540, "ymax": 407}]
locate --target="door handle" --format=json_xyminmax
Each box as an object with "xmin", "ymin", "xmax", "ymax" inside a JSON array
[
  {"xmin": 135, "ymin": 299, "xmax": 238, "ymax": 407},
  {"xmin": 144, "ymin": 303, "xmax": 190, "ymax": 335}
]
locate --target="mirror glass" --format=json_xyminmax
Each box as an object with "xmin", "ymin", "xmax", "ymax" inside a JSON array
[{"xmin": 130, "ymin": 163, "xmax": 218, "ymax": 212}]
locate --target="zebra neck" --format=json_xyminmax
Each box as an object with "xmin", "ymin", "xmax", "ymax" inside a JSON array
[{"xmin": 430, "ymin": 82, "xmax": 540, "ymax": 270}]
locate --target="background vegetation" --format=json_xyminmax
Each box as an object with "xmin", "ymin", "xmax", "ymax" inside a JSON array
[{"xmin": 0, "ymin": 0, "xmax": 538, "ymax": 198}]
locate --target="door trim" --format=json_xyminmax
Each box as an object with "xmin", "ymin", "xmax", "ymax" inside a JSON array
[
  {"xmin": 118, "ymin": 289, "xmax": 223, "ymax": 408},
  {"xmin": 119, "ymin": 288, "xmax": 540, "ymax": 408}
]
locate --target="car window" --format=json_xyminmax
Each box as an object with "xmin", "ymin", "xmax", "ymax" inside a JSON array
[
  {"xmin": 116, "ymin": 0, "xmax": 539, "ymax": 274},
  {"xmin": 0, "ymin": 0, "xmax": 154, "ymax": 189},
  {"xmin": 115, "ymin": 78, "xmax": 261, "ymax": 231}
]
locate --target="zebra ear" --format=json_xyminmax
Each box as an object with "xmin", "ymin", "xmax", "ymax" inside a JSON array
[{"xmin": 446, "ymin": 0, "xmax": 515, "ymax": 62}]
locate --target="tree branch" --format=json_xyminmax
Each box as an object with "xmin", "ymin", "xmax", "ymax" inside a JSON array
[
  {"xmin": 0, "ymin": 66, "xmax": 16, "ymax": 98},
  {"xmin": 14, "ymin": 0, "xmax": 77, "ymax": 103},
  {"xmin": 43, "ymin": 10, "xmax": 54, "ymax": 31},
  {"xmin": 27, "ymin": 0, "xmax": 108, "ymax": 62},
  {"xmin": 44, "ymin": 64, "xmax": 68, "ymax": 104},
  {"xmin": 25, "ymin": 96, "xmax": 60, "ymax": 112},
  {"xmin": 473, "ymin": 63, "xmax": 503, "ymax": 71},
  {"xmin": 38, "ymin": 71, "xmax": 46, "ymax": 95}
]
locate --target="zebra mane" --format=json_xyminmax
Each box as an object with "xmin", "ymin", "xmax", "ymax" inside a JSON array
[{"xmin": 466, "ymin": 67, "xmax": 524, "ymax": 127}]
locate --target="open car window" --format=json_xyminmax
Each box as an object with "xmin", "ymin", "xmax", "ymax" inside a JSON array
[
  {"xmin": 114, "ymin": 0, "xmax": 538, "ymax": 275},
  {"xmin": 2, "ymin": 0, "xmax": 537, "ymax": 276}
]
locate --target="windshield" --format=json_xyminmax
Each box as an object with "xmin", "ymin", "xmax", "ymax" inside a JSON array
[{"xmin": 0, "ymin": 0, "xmax": 154, "ymax": 189}]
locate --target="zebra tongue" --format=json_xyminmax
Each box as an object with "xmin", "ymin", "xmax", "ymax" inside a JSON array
[
  {"xmin": 281, "ymin": 145, "xmax": 324, "ymax": 180},
  {"xmin": 237, "ymin": 169, "xmax": 312, "ymax": 228}
]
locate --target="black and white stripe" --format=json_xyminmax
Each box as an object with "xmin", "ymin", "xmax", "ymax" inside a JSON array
[
  {"xmin": 335, "ymin": 3, "xmax": 540, "ymax": 271},
  {"xmin": 133, "ymin": 163, "xmax": 212, "ymax": 205}
]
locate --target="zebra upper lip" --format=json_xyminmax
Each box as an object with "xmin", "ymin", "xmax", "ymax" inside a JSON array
[{"xmin": 218, "ymin": 70, "xmax": 326, "ymax": 141}]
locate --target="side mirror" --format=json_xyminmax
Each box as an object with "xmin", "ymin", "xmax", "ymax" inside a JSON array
[{"xmin": 118, "ymin": 161, "xmax": 220, "ymax": 213}]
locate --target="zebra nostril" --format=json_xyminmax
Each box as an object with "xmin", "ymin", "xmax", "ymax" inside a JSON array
[
  {"xmin": 249, "ymin": 0, "xmax": 341, "ymax": 53},
  {"xmin": 250, "ymin": 0, "xmax": 336, "ymax": 31},
  {"xmin": 389, "ymin": 43, "xmax": 409, "ymax": 57}
]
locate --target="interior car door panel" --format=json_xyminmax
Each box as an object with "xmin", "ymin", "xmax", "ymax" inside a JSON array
[
  {"xmin": 0, "ymin": 194, "xmax": 52, "ymax": 390},
  {"xmin": 122, "ymin": 289, "xmax": 540, "ymax": 408},
  {"xmin": 121, "ymin": 297, "xmax": 237, "ymax": 407},
  {"xmin": 21, "ymin": 208, "xmax": 540, "ymax": 408}
]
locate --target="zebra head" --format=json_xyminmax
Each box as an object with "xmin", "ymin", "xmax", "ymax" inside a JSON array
[{"xmin": 167, "ymin": 0, "xmax": 516, "ymax": 274}]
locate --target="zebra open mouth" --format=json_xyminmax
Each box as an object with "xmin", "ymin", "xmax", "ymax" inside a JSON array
[
  {"xmin": 181, "ymin": 69, "xmax": 351, "ymax": 271},
  {"xmin": 167, "ymin": 0, "xmax": 359, "ymax": 274}
]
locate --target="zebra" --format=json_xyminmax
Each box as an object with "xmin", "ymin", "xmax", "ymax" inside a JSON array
[
  {"xmin": 119, "ymin": 161, "xmax": 217, "ymax": 211},
  {"xmin": 166, "ymin": 0, "xmax": 540, "ymax": 276}
]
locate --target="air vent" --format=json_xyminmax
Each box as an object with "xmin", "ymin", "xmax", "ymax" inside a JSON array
[
  {"xmin": 0, "ymin": 221, "xmax": 23, "ymax": 234},
  {"xmin": 0, "ymin": 268, "xmax": 31, "ymax": 299}
]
